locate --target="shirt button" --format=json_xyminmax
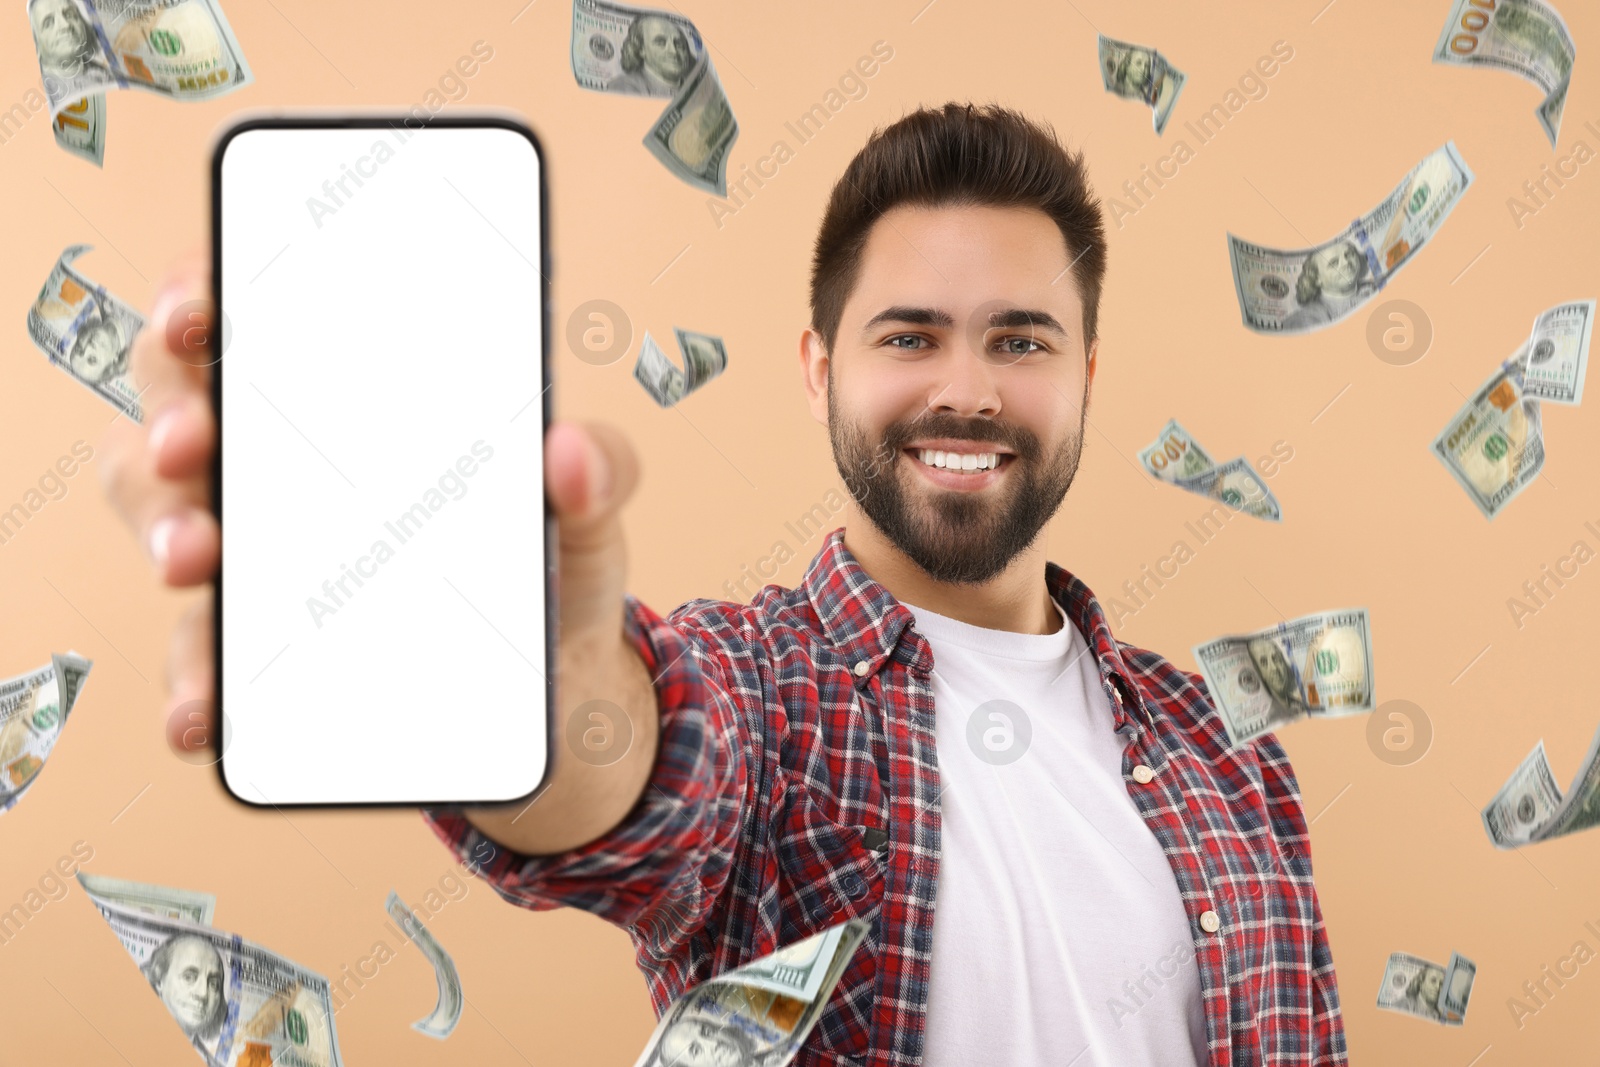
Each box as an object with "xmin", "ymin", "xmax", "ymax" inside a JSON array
[
  {"xmin": 853, "ymin": 660, "xmax": 870, "ymax": 677},
  {"xmin": 1131, "ymin": 764, "xmax": 1154, "ymax": 784},
  {"xmin": 1199, "ymin": 909, "xmax": 1221, "ymax": 933}
]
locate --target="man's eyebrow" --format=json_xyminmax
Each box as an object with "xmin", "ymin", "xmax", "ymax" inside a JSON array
[
  {"xmin": 860, "ymin": 305, "xmax": 1069, "ymax": 338},
  {"xmin": 986, "ymin": 308, "xmax": 1069, "ymax": 337}
]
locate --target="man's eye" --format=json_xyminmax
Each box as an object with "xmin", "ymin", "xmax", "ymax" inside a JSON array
[
  {"xmin": 886, "ymin": 334, "xmax": 926, "ymax": 350},
  {"xmin": 997, "ymin": 337, "xmax": 1043, "ymax": 355}
]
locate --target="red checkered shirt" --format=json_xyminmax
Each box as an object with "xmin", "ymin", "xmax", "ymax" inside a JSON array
[{"xmin": 423, "ymin": 527, "xmax": 1347, "ymax": 1066}]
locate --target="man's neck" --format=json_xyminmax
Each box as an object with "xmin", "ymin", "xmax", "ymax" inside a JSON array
[{"xmin": 839, "ymin": 515, "xmax": 1062, "ymax": 636}]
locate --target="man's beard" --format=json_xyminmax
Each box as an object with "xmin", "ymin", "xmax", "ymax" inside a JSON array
[{"xmin": 829, "ymin": 378, "xmax": 1087, "ymax": 585}]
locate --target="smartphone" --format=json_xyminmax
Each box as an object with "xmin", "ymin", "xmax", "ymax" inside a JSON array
[{"xmin": 210, "ymin": 114, "xmax": 554, "ymax": 807}]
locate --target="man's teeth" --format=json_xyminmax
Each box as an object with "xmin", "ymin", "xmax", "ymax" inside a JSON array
[{"xmin": 916, "ymin": 448, "xmax": 1001, "ymax": 471}]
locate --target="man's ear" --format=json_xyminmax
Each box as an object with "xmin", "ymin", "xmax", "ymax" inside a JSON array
[
  {"xmin": 800, "ymin": 327, "xmax": 830, "ymax": 426},
  {"xmin": 1085, "ymin": 335, "xmax": 1099, "ymax": 403}
]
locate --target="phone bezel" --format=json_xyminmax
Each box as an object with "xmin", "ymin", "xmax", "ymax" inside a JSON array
[{"xmin": 208, "ymin": 113, "xmax": 557, "ymax": 810}]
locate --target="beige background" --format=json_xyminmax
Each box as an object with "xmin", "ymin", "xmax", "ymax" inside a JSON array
[{"xmin": 4, "ymin": 0, "xmax": 1599, "ymax": 1062}]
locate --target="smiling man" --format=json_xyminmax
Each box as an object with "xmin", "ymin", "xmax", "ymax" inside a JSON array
[{"xmin": 108, "ymin": 102, "xmax": 1346, "ymax": 1066}]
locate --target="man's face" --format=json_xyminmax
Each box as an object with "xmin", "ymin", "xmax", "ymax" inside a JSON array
[
  {"xmin": 30, "ymin": 0, "xmax": 89, "ymax": 62},
  {"xmin": 659, "ymin": 1018, "xmax": 747, "ymax": 1067},
  {"xmin": 1248, "ymin": 639, "xmax": 1293, "ymax": 698},
  {"xmin": 157, "ymin": 937, "xmax": 224, "ymax": 1035},
  {"xmin": 636, "ymin": 16, "xmax": 692, "ymax": 82},
  {"xmin": 70, "ymin": 324, "xmax": 118, "ymax": 382},
  {"xmin": 1312, "ymin": 243, "xmax": 1363, "ymax": 297},
  {"xmin": 809, "ymin": 203, "xmax": 1096, "ymax": 585}
]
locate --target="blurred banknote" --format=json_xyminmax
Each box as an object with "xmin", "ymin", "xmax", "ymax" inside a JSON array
[
  {"xmin": 633, "ymin": 919, "xmax": 869, "ymax": 1067},
  {"xmin": 1139, "ymin": 419, "xmax": 1282, "ymax": 521},
  {"xmin": 27, "ymin": 0, "xmax": 253, "ymax": 166},
  {"xmin": 27, "ymin": 244, "xmax": 147, "ymax": 421},
  {"xmin": 1483, "ymin": 724, "xmax": 1600, "ymax": 847},
  {"xmin": 569, "ymin": 0, "xmax": 737, "ymax": 193},
  {"xmin": 0, "ymin": 652, "xmax": 92, "ymax": 813},
  {"xmin": 1431, "ymin": 353, "xmax": 1544, "ymax": 518},
  {"xmin": 1192, "ymin": 609, "xmax": 1374, "ymax": 746},
  {"xmin": 384, "ymin": 891, "xmax": 461, "ymax": 1039},
  {"xmin": 1228, "ymin": 143, "xmax": 1474, "ymax": 334},
  {"xmin": 1513, "ymin": 298, "xmax": 1593, "ymax": 405},
  {"xmin": 79, "ymin": 872, "xmax": 216, "ymax": 925},
  {"xmin": 1098, "ymin": 34, "xmax": 1187, "ymax": 135},
  {"xmin": 1433, "ymin": 0, "xmax": 1575, "ymax": 146},
  {"xmin": 83, "ymin": 889, "xmax": 344, "ymax": 1067},
  {"xmin": 632, "ymin": 328, "xmax": 728, "ymax": 406},
  {"xmin": 1377, "ymin": 950, "xmax": 1474, "ymax": 1025}
]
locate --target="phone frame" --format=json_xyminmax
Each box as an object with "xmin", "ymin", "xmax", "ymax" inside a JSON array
[{"xmin": 208, "ymin": 113, "xmax": 557, "ymax": 810}]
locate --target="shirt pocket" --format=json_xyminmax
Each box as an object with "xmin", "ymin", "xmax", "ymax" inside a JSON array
[{"xmin": 771, "ymin": 780, "xmax": 885, "ymax": 1059}]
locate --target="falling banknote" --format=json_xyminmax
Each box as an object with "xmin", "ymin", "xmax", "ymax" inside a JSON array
[
  {"xmin": 1138, "ymin": 419, "xmax": 1282, "ymax": 521},
  {"xmin": 78, "ymin": 872, "xmax": 216, "ymax": 925},
  {"xmin": 1228, "ymin": 143, "xmax": 1474, "ymax": 335},
  {"xmin": 80, "ymin": 878, "xmax": 345, "ymax": 1067},
  {"xmin": 569, "ymin": 0, "xmax": 737, "ymax": 193},
  {"xmin": 1482, "ymin": 723, "xmax": 1600, "ymax": 847},
  {"xmin": 384, "ymin": 891, "xmax": 462, "ymax": 1039},
  {"xmin": 632, "ymin": 327, "xmax": 728, "ymax": 406},
  {"xmin": 1192, "ymin": 609, "xmax": 1374, "ymax": 746},
  {"xmin": 632, "ymin": 919, "xmax": 869, "ymax": 1067},
  {"xmin": 1512, "ymin": 298, "xmax": 1593, "ymax": 405},
  {"xmin": 1376, "ymin": 950, "xmax": 1475, "ymax": 1025},
  {"xmin": 27, "ymin": 244, "xmax": 147, "ymax": 421},
  {"xmin": 1097, "ymin": 34, "xmax": 1187, "ymax": 135},
  {"xmin": 1431, "ymin": 351, "xmax": 1545, "ymax": 519},
  {"xmin": 0, "ymin": 651, "xmax": 92, "ymax": 814},
  {"xmin": 27, "ymin": 0, "xmax": 253, "ymax": 166},
  {"xmin": 1433, "ymin": 0, "xmax": 1576, "ymax": 147}
]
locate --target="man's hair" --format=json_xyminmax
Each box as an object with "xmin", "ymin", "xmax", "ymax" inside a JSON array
[{"xmin": 809, "ymin": 102, "xmax": 1107, "ymax": 356}]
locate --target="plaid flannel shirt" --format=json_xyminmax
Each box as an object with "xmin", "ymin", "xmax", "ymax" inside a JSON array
[{"xmin": 423, "ymin": 527, "xmax": 1347, "ymax": 1066}]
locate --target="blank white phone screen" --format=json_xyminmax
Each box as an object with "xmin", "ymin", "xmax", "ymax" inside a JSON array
[{"xmin": 217, "ymin": 122, "xmax": 548, "ymax": 806}]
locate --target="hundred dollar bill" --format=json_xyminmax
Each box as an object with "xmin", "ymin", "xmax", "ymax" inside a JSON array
[
  {"xmin": 1098, "ymin": 34, "xmax": 1187, "ymax": 135},
  {"xmin": 1433, "ymin": 0, "xmax": 1575, "ymax": 146},
  {"xmin": 1377, "ymin": 951, "xmax": 1469, "ymax": 1025},
  {"xmin": 1431, "ymin": 353, "xmax": 1544, "ymax": 518},
  {"xmin": 1228, "ymin": 142, "xmax": 1474, "ymax": 335},
  {"xmin": 633, "ymin": 327, "xmax": 729, "ymax": 406},
  {"xmin": 28, "ymin": 0, "xmax": 252, "ymax": 166},
  {"xmin": 0, "ymin": 652, "xmax": 93, "ymax": 814},
  {"xmin": 28, "ymin": 244, "xmax": 147, "ymax": 421},
  {"xmin": 51, "ymin": 93, "xmax": 105, "ymax": 165},
  {"xmin": 633, "ymin": 919, "xmax": 869, "ymax": 1067},
  {"xmin": 1513, "ymin": 298, "xmax": 1593, "ymax": 405},
  {"xmin": 1139, "ymin": 419, "xmax": 1282, "ymax": 521},
  {"xmin": 79, "ymin": 872, "xmax": 216, "ymax": 926},
  {"xmin": 632, "ymin": 330, "xmax": 686, "ymax": 406},
  {"xmin": 1191, "ymin": 609, "xmax": 1373, "ymax": 746},
  {"xmin": 384, "ymin": 891, "xmax": 461, "ymax": 1039},
  {"xmin": 1483, "ymin": 724, "xmax": 1600, "ymax": 847},
  {"xmin": 643, "ymin": 54, "xmax": 738, "ymax": 195},
  {"xmin": 674, "ymin": 327, "xmax": 729, "ymax": 394},
  {"xmin": 1440, "ymin": 952, "xmax": 1477, "ymax": 1024},
  {"xmin": 570, "ymin": 0, "xmax": 704, "ymax": 96},
  {"xmin": 85, "ymin": 893, "xmax": 344, "ymax": 1067}
]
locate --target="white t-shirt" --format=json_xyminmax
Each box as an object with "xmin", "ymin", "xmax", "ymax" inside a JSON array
[{"xmin": 906, "ymin": 598, "xmax": 1208, "ymax": 1067}]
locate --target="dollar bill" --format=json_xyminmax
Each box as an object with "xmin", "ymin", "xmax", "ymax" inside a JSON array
[
  {"xmin": 383, "ymin": 891, "xmax": 461, "ymax": 1040},
  {"xmin": 643, "ymin": 54, "xmax": 738, "ymax": 195},
  {"xmin": 28, "ymin": 244, "xmax": 147, "ymax": 422},
  {"xmin": 1228, "ymin": 143, "xmax": 1474, "ymax": 335},
  {"xmin": 1483, "ymin": 724, "xmax": 1600, "ymax": 847},
  {"xmin": 1377, "ymin": 950, "xmax": 1470, "ymax": 1025},
  {"xmin": 51, "ymin": 93, "xmax": 105, "ymax": 164},
  {"xmin": 1513, "ymin": 298, "xmax": 1593, "ymax": 405},
  {"xmin": 1433, "ymin": 0, "xmax": 1575, "ymax": 146},
  {"xmin": 1098, "ymin": 34, "xmax": 1187, "ymax": 135},
  {"xmin": 1440, "ymin": 952, "xmax": 1477, "ymax": 1024},
  {"xmin": 84, "ymin": 893, "xmax": 344, "ymax": 1067},
  {"xmin": 1431, "ymin": 353, "xmax": 1544, "ymax": 518},
  {"xmin": 632, "ymin": 919, "xmax": 869, "ymax": 1067},
  {"xmin": 0, "ymin": 652, "xmax": 93, "ymax": 814},
  {"xmin": 633, "ymin": 327, "xmax": 728, "ymax": 406},
  {"xmin": 633, "ymin": 331, "xmax": 686, "ymax": 406},
  {"xmin": 79, "ymin": 872, "xmax": 216, "ymax": 925},
  {"xmin": 1139, "ymin": 419, "xmax": 1282, "ymax": 521},
  {"xmin": 675, "ymin": 327, "xmax": 729, "ymax": 393},
  {"xmin": 1192, "ymin": 609, "xmax": 1374, "ymax": 746},
  {"xmin": 28, "ymin": 0, "xmax": 253, "ymax": 166},
  {"xmin": 570, "ymin": 0, "xmax": 704, "ymax": 96}
]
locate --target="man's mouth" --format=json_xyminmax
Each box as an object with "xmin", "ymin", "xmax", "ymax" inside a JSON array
[
  {"xmin": 908, "ymin": 447, "xmax": 1008, "ymax": 473},
  {"xmin": 899, "ymin": 444, "xmax": 1016, "ymax": 490}
]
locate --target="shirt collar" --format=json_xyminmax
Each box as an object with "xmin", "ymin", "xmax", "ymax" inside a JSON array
[{"xmin": 802, "ymin": 527, "xmax": 1156, "ymax": 734}]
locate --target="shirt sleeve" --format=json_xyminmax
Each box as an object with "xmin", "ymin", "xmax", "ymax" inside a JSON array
[{"xmin": 419, "ymin": 593, "xmax": 751, "ymax": 950}]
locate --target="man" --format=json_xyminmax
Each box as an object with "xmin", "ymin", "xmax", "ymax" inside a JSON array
[
  {"xmin": 144, "ymin": 932, "xmax": 229, "ymax": 1066},
  {"xmin": 103, "ymin": 102, "xmax": 1347, "ymax": 1065},
  {"xmin": 608, "ymin": 14, "xmax": 696, "ymax": 96}
]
